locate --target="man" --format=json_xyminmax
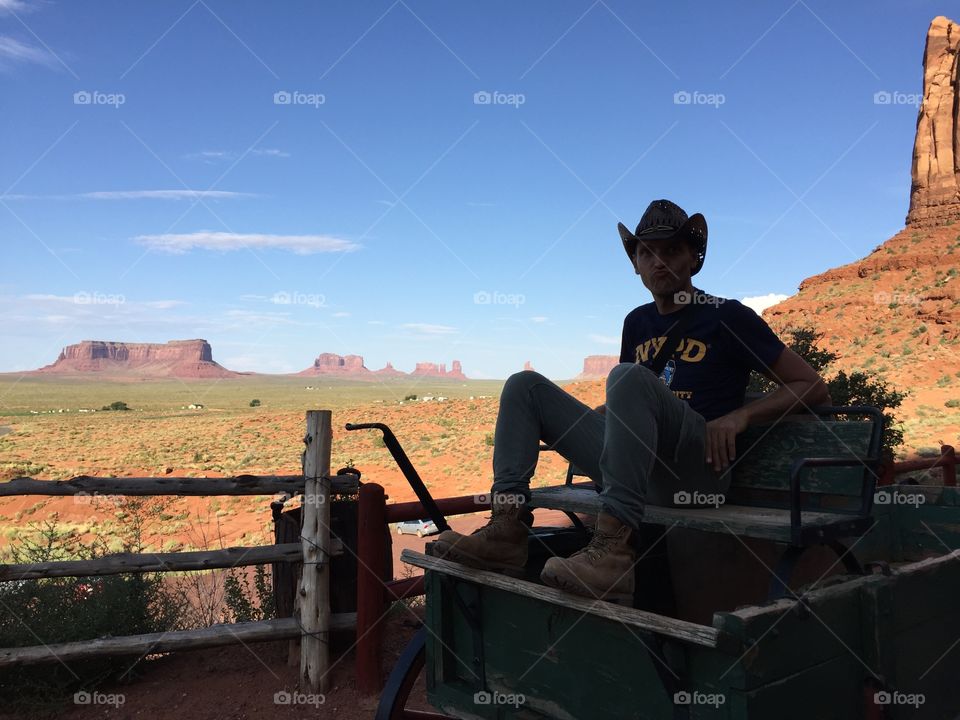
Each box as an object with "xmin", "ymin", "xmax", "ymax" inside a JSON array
[{"xmin": 435, "ymin": 199, "xmax": 830, "ymax": 603}]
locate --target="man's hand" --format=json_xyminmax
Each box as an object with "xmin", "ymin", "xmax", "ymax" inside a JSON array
[{"xmin": 704, "ymin": 409, "xmax": 749, "ymax": 472}]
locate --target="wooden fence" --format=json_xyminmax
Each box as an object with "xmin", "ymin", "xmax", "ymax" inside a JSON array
[{"xmin": 0, "ymin": 409, "xmax": 353, "ymax": 693}]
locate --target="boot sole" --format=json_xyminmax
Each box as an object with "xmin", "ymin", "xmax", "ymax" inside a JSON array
[
  {"xmin": 540, "ymin": 568, "xmax": 633, "ymax": 606},
  {"xmin": 433, "ymin": 540, "xmax": 526, "ymax": 577}
]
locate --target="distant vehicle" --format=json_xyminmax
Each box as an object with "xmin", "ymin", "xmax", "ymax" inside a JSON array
[{"xmin": 396, "ymin": 519, "xmax": 439, "ymax": 537}]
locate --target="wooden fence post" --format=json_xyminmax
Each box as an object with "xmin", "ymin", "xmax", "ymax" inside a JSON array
[{"xmin": 298, "ymin": 410, "xmax": 332, "ymax": 693}]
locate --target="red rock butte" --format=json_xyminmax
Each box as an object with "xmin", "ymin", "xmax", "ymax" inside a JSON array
[
  {"xmin": 577, "ymin": 355, "xmax": 619, "ymax": 380},
  {"xmin": 906, "ymin": 16, "xmax": 960, "ymax": 228},
  {"xmin": 298, "ymin": 353, "xmax": 466, "ymax": 380},
  {"xmin": 35, "ymin": 340, "xmax": 240, "ymax": 378}
]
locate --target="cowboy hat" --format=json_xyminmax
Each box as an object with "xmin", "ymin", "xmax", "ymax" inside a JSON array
[{"xmin": 618, "ymin": 199, "xmax": 708, "ymax": 275}]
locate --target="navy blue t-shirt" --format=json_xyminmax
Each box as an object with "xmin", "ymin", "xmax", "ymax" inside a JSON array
[{"xmin": 619, "ymin": 290, "xmax": 786, "ymax": 421}]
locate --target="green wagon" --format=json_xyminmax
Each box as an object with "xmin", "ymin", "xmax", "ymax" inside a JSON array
[{"xmin": 375, "ymin": 406, "xmax": 960, "ymax": 719}]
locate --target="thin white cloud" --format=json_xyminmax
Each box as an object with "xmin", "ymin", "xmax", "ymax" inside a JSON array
[
  {"xmin": 529, "ymin": 316, "xmax": 548, "ymax": 323},
  {"xmin": 0, "ymin": 35, "xmax": 56, "ymax": 70},
  {"xmin": 402, "ymin": 323, "xmax": 458, "ymax": 335},
  {"xmin": 367, "ymin": 320, "xmax": 386, "ymax": 325},
  {"xmin": 741, "ymin": 293, "xmax": 789, "ymax": 314},
  {"xmin": 81, "ymin": 190, "xmax": 253, "ymax": 200},
  {"xmin": 0, "ymin": 0, "xmax": 34, "ymax": 12},
  {"xmin": 143, "ymin": 300, "xmax": 186, "ymax": 309},
  {"xmin": 588, "ymin": 333, "xmax": 619, "ymax": 346},
  {"xmin": 186, "ymin": 148, "xmax": 289, "ymax": 162},
  {"xmin": 135, "ymin": 231, "xmax": 360, "ymax": 255},
  {"xmin": 332, "ymin": 311, "xmax": 351, "ymax": 318}
]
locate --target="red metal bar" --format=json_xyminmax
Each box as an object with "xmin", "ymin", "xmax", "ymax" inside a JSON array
[
  {"xmin": 385, "ymin": 575, "xmax": 425, "ymax": 601},
  {"xmin": 889, "ymin": 445, "xmax": 957, "ymax": 486},
  {"xmin": 385, "ymin": 494, "xmax": 488, "ymax": 523},
  {"xmin": 356, "ymin": 482, "xmax": 387, "ymax": 695}
]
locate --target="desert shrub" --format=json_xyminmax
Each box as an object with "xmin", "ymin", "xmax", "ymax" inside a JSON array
[
  {"xmin": 249, "ymin": 398, "xmax": 261, "ymax": 407},
  {"xmin": 748, "ymin": 327, "xmax": 905, "ymax": 461},
  {"xmin": 100, "ymin": 401, "xmax": 129, "ymax": 411},
  {"xmin": 0, "ymin": 508, "xmax": 184, "ymax": 715},
  {"xmin": 223, "ymin": 564, "xmax": 275, "ymax": 623}
]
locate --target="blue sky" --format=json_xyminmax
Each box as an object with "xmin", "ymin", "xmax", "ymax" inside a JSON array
[{"xmin": 0, "ymin": 0, "xmax": 951, "ymax": 378}]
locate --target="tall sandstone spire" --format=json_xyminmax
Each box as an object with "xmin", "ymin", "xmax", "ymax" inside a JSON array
[{"xmin": 906, "ymin": 16, "xmax": 960, "ymax": 227}]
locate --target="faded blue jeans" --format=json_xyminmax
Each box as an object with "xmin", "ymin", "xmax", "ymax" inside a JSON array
[{"xmin": 490, "ymin": 364, "xmax": 728, "ymax": 529}]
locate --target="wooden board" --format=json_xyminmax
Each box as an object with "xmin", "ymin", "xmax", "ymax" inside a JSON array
[{"xmin": 530, "ymin": 485, "xmax": 866, "ymax": 543}]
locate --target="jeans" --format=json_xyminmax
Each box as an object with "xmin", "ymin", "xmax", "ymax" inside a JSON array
[{"xmin": 489, "ymin": 364, "xmax": 728, "ymax": 529}]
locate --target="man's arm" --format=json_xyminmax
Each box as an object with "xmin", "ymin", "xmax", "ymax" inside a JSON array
[
  {"xmin": 736, "ymin": 347, "xmax": 831, "ymax": 425},
  {"xmin": 704, "ymin": 348, "xmax": 831, "ymax": 471}
]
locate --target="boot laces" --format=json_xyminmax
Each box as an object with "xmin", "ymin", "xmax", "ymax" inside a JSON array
[{"xmin": 574, "ymin": 527, "xmax": 622, "ymax": 561}]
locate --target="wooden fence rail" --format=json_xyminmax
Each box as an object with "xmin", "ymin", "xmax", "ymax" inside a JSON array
[{"xmin": 0, "ymin": 410, "xmax": 344, "ymax": 693}]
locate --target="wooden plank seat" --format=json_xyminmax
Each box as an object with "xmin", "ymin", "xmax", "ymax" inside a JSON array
[{"xmin": 531, "ymin": 406, "xmax": 885, "ymax": 599}]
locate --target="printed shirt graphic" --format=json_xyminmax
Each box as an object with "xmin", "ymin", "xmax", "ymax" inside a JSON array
[{"xmin": 619, "ymin": 290, "xmax": 786, "ymax": 421}]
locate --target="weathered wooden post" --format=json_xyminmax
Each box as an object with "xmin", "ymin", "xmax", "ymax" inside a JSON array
[{"xmin": 298, "ymin": 410, "xmax": 332, "ymax": 692}]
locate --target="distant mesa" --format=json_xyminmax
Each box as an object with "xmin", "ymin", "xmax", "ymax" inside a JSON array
[
  {"xmin": 906, "ymin": 15, "xmax": 960, "ymax": 228},
  {"xmin": 35, "ymin": 339, "xmax": 240, "ymax": 378},
  {"xmin": 577, "ymin": 355, "xmax": 619, "ymax": 380},
  {"xmin": 298, "ymin": 353, "xmax": 466, "ymax": 379}
]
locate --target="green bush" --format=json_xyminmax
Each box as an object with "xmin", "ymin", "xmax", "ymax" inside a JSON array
[
  {"xmin": 748, "ymin": 327, "xmax": 905, "ymax": 461},
  {"xmin": 249, "ymin": 398, "xmax": 261, "ymax": 407},
  {"xmin": 223, "ymin": 565, "xmax": 275, "ymax": 623},
  {"xmin": 0, "ymin": 509, "xmax": 184, "ymax": 714},
  {"xmin": 945, "ymin": 399, "xmax": 960, "ymax": 408},
  {"xmin": 100, "ymin": 401, "xmax": 129, "ymax": 411}
]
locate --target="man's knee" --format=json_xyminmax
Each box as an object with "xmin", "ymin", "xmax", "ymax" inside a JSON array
[
  {"xmin": 502, "ymin": 369, "xmax": 546, "ymax": 397},
  {"xmin": 606, "ymin": 362, "xmax": 658, "ymax": 393}
]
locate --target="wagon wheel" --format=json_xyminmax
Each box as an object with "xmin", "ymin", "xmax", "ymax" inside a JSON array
[{"xmin": 375, "ymin": 626, "xmax": 452, "ymax": 720}]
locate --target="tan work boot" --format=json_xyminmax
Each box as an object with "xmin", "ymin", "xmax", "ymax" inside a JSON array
[
  {"xmin": 539, "ymin": 512, "xmax": 635, "ymax": 604},
  {"xmin": 433, "ymin": 494, "xmax": 532, "ymax": 575}
]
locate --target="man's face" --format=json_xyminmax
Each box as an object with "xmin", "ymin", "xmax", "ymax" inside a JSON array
[{"xmin": 632, "ymin": 237, "xmax": 697, "ymax": 295}]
